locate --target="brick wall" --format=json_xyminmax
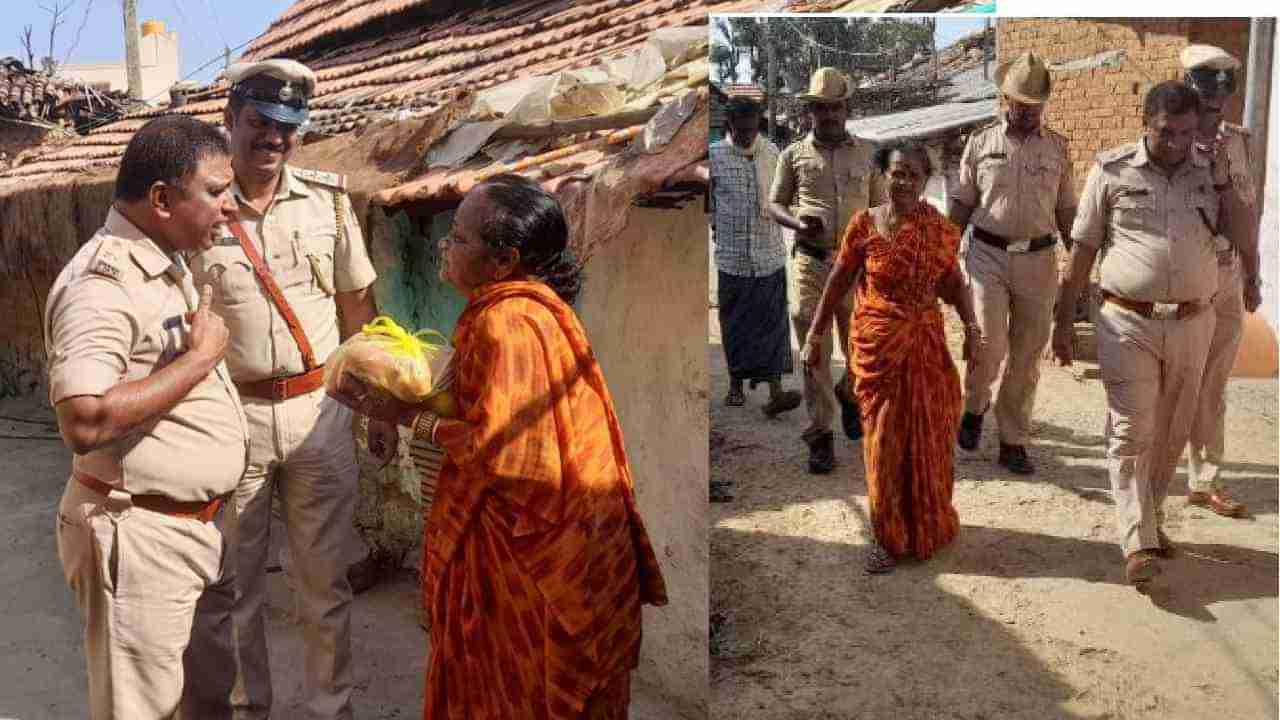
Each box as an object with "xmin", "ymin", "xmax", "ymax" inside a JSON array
[{"xmin": 997, "ymin": 18, "xmax": 1251, "ymax": 197}]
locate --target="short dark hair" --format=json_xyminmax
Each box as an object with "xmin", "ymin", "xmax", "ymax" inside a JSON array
[
  {"xmin": 476, "ymin": 173, "xmax": 581, "ymax": 304},
  {"xmin": 726, "ymin": 96, "xmax": 761, "ymax": 118},
  {"xmin": 1143, "ymin": 81, "xmax": 1201, "ymax": 126},
  {"xmin": 114, "ymin": 115, "xmax": 230, "ymax": 202},
  {"xmin": 874, "ymin": 141, "xmax": 933, "ymax": 177}
]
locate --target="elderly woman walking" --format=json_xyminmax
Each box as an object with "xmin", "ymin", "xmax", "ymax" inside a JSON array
[
  {"xmin": 333, "ymin": 174, "xmax": 667, "ymax": 719},
  {"xmin": 802, "ymin": 143, "xmax": 982, "ymax": 574}
]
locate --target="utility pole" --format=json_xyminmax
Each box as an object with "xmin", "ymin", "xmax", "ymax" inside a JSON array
[{"xmin": 122, "ymin": 0, "xmax": 143, "ymax": 101}]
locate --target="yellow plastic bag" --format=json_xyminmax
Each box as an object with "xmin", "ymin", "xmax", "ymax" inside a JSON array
[{"xmin": 324, "ymin": 316, "xmax": 447, "ymax": 405}]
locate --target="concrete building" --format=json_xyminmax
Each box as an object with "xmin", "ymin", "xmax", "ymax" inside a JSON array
[{"xmin": 58, "ymin": 20, "xmax": 179, "ymax": 103}]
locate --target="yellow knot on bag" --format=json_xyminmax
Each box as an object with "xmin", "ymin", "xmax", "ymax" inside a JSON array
[
  {"xmin": 360, "ymin": 316, "xmax": 447, "ymax": 362},
  {"xmin": 324, "ymin": 316, "xmax": 448, "ymax": 404}
]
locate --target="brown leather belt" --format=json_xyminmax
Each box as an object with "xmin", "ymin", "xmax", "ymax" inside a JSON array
[
  {"xmin": 74, "ymin": 470, "xmax": 225, "ymax": 523},
  {"xmin": 1101, "ymin": 291, "xmax": 1209, "ymax": 321},
  {"xmin": 973, "ymin": 226, "xmax": 1056, "ymax": 253},
  {"xmin": 235, "ymin": 365, "xmax": 325, "ymax": 401}
]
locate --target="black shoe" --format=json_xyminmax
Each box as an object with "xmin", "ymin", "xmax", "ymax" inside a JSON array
[
  {"xmin": 808, "ymin": 431, "xmax": 835, "ymax": 474},
  {"xmin": 957, "ymin": 412, "xmax": 984, "ymax": 450},
  {"xmin": 762, "ymin": 389, "xmax": 802, "ymax": 418},
  {"xmin": 835, "ymin": 375, "xmax": 863, "ymax": 441},
  {"xmin": 997, "ymin": 443, "xmax": 1035, "ymax": 475}
]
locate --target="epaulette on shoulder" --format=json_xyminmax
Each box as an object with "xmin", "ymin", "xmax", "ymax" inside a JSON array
[
  {"xmin": 1221, "ymin": 122, "xmax": 1250, "ymax": 138},
  {"xmin": 291, "ymin": 167, "xmax": 347, "ymax": 191},
  {"xmin": 86, "ymin": 237, "xmax": 127, "ymax": 282},
  {"xmin": 1044, "ymin": 126, "xmax": 1068, "ymax": 144},
  {"xmin": 1096, "ymin": 143, "xmax": 1138, "ymax": 166}
]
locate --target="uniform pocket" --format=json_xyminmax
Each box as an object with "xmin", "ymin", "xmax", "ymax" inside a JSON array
[
  {"xmin": 976, "ymin": 156, "xmax": 1009, "ymax": 192},
  {"xmin": 303, "ymin": 232, "xmax": 337, "ymax": 296}
]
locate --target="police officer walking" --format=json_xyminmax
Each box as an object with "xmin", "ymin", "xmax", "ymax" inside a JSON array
[
  {"xmin": 768, "ymin": 67, "xmax": 877, "ymax": 474},
  {"xmin": 950, "ymin": 51, "xmax": 1077, "ymax": 475},
  {"xmin": 46, "ymin": 115, "xmax": 246, "ymax": 718},
  {"xmin": 1180, "ymin": 44, "xmax": 1263, "ymax": 519},
  {"xmin": 1054, "ymin": 81, "xmax": 1225, "ymax": 586},
  {"xmin": 188, "ymin": 59, "xmax": 388, "ymax": 719}
]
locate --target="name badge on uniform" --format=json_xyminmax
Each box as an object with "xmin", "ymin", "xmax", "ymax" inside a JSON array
[{"xmin": 159, "ymin": 314, "xmax": 190, "ymax": 366}]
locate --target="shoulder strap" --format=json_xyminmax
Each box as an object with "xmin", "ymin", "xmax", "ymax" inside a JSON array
[{"xmin": 226, "ymin": 214, "xmax": 318, "ymax": 370}]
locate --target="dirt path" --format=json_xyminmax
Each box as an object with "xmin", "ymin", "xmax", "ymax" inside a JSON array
[
  {"xmin": 0, "ymin": 394, "xmax": 674, "ymax": 719},
  {"xmin": 709, "ymin": 308, "xmax": 1278, "ymax": 719}
]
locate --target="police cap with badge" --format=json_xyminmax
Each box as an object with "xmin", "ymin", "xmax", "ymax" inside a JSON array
[
  {"xmin": 1181, "ymin": 44, "xmax": 1241, "ymax": 98},
  {"xmin": 225, "ymin": 58, "xmax": 317, "ymax": 125}
]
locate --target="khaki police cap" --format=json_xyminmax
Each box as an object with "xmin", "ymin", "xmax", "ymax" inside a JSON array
[
  {"xmin": 799, "ymin": 67, "xmax": 854, "ymax": 103},
  {"xmin": 1180, "ymin": 44, "xmax": 1241, "ymax": 71},
  {"xmin": 995, "ymin": 52, "xmax": 1051, "ymax": 105}
]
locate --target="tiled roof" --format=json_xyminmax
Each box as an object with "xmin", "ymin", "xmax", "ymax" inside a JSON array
[{"xmin": 2, "ymin": 0, "xmax": 755, "ymax": 188}]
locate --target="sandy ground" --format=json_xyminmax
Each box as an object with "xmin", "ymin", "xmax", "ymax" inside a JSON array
[
  {"xmin": 709, "ymin": 301, "xmax": 1279, "ymax": 719},
  {"xmin": 0, "ymin": 394, "xmax": 674, "ymax": 719}
]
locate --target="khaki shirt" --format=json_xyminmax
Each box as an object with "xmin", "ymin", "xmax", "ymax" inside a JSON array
[
  {"xmin": 954, "ymin": 120, "xmax": 1075, "ymax": 240},
  {"xmin": 190, "ymin": 166, "xmax": 378, "ymax": 383},
  {"xmin": 1072, "ymin": 139, "xmax": 1221, "ymax": 303},
  {"xmin": 44, "ymin": 208, "xmax": 249, "ymax": 501},
  {"xmin": 770, "ymin": 133, "xmax": 876, "ymax": 249}
]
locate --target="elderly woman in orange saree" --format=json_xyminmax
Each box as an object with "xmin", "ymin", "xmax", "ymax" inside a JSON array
[
  {"xmin": 802, "ymin": 143, "xmax": 983, "ymax": 574},
  {"xmin": 332, "ymin": 174, "xmax": 667, "ymax": 719}
]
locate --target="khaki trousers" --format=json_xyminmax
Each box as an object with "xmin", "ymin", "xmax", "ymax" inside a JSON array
[
  {"xmin": 1096, "ymin": 302, "xmax": 1215, "ymax": 556},
  {"xmin": 56, "ymin": 477, "xmax": 236, "ymax": 720},
  {"xmin": 1186, "ymin": 260, "xmax": 1244, "ymax": 491},
  {"xmin": 962, "ymin": 237, "xmax": 1058, "ymax": 445},
  {"xmin": 790, "ymin": 250, "xmax": 852, "ymax": 443},
  {"xmin": 228, "ymin": 387, "xmax": 360, "ymax": 720}
]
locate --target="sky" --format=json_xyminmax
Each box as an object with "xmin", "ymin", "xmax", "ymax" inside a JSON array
[
  {"xmin": 1, "ymin": 0, "xmax": 295, "ymax": 85},
  {"xmin": 711, "ymin": 15, "xmax": 990, "ymax": 84}
]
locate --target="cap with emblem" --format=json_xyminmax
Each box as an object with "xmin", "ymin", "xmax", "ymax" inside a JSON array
[
  {"xmin": 1181, "ymin": 44, "xmax": 1240, "ymax": 97},
  {"xmin": 225, "ymin": 58, "xmax": 316, "ymax": 125},
  {"xmin": 995, "ymin": 52, "xmax": 1051, "ymax": 105}
]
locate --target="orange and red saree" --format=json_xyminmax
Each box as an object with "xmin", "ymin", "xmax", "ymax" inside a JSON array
[
  {"xmin": 423, "ymin": 280, "xmax": 667, "ymax": 720},
  {"xmin": 836, "ymin": 206, "xmax": 962, "ymax": 560}
]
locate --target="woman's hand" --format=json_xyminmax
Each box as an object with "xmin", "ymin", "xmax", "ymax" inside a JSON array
[
  {"xmin": 330, "ymin": 373, "xmax": 417, "ymax": 427},
  {"xmin": 962, "ymin": 323, "xmax": 984, "ymax": 363},
  {"xmin": 800, "ymin": 332, "xmax": 825, "ymax": 375}
]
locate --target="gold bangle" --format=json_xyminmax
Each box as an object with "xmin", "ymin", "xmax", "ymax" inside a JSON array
[{"xmin": 414, "ymin": 410, "xmax": 440, "ymax": 445}]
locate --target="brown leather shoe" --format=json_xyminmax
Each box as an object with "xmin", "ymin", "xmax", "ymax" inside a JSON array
[
  {"xmin": 1187, "ymin": 488, "xmax": 1247, "ymax": 518},
  {"xmin": 1125, "ymin": 550, "xmax": 1162, "ymax": 585}
]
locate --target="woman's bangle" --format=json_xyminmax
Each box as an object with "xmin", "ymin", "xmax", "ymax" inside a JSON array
[
  {"xmin": 964, "ymin": 322, "xmax": 983, "ymax": 335},
  {"xmin": 413, "ymin": 410, "xmax": 441, "ymax": 445}
]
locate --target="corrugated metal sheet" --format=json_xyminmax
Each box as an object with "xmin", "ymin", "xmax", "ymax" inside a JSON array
[{"xmin": 846, "ymin": 98, "xmax": 994, "ymax": 142}]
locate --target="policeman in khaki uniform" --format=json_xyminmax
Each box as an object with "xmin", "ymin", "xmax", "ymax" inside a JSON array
[
  {"xmin": 1054, "ymin": 81, "xmax": 1224, "ymax": 586},
  {"xmin": 1180, "ymin": 44, "xmax": 1263, "ymax": 518},
  {"xmin": 188, "ymin": 59, "xmax": 384, "ymax": 720},
  {"xmin": 950, "ymin": 52, "xmax": 1076, "ymax": 475},
  {"xmin": 769, "ymin": 67, "xmax": 878, "ymax": 474},
  {"xmin": 46, "ymin": 115, "xmax": 246, "ymax": 718}
]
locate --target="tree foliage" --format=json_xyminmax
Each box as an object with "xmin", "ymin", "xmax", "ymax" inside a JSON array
[{"xmin": 712, "ymin": 16, "xmax": 935, "ymax": 94}]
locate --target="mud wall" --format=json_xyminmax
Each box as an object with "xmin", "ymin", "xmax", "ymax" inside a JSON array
[{"xmin": 575, "ymin": 202, "xmax": 709, "ymax": 717}]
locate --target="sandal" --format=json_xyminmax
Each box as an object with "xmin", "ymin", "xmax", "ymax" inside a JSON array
[
  {"xmin": 725, "ymin": 387, "xmax": 745, "ymax": 407},
  {"xmin": 864, "ymin": 544, "xmax": 896, "ymax": 574}
]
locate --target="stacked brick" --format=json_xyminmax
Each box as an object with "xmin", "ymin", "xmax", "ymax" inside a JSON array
[{"xmin": 997, "ymin": 19, "xmax": 1250, "ymax": 198}]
